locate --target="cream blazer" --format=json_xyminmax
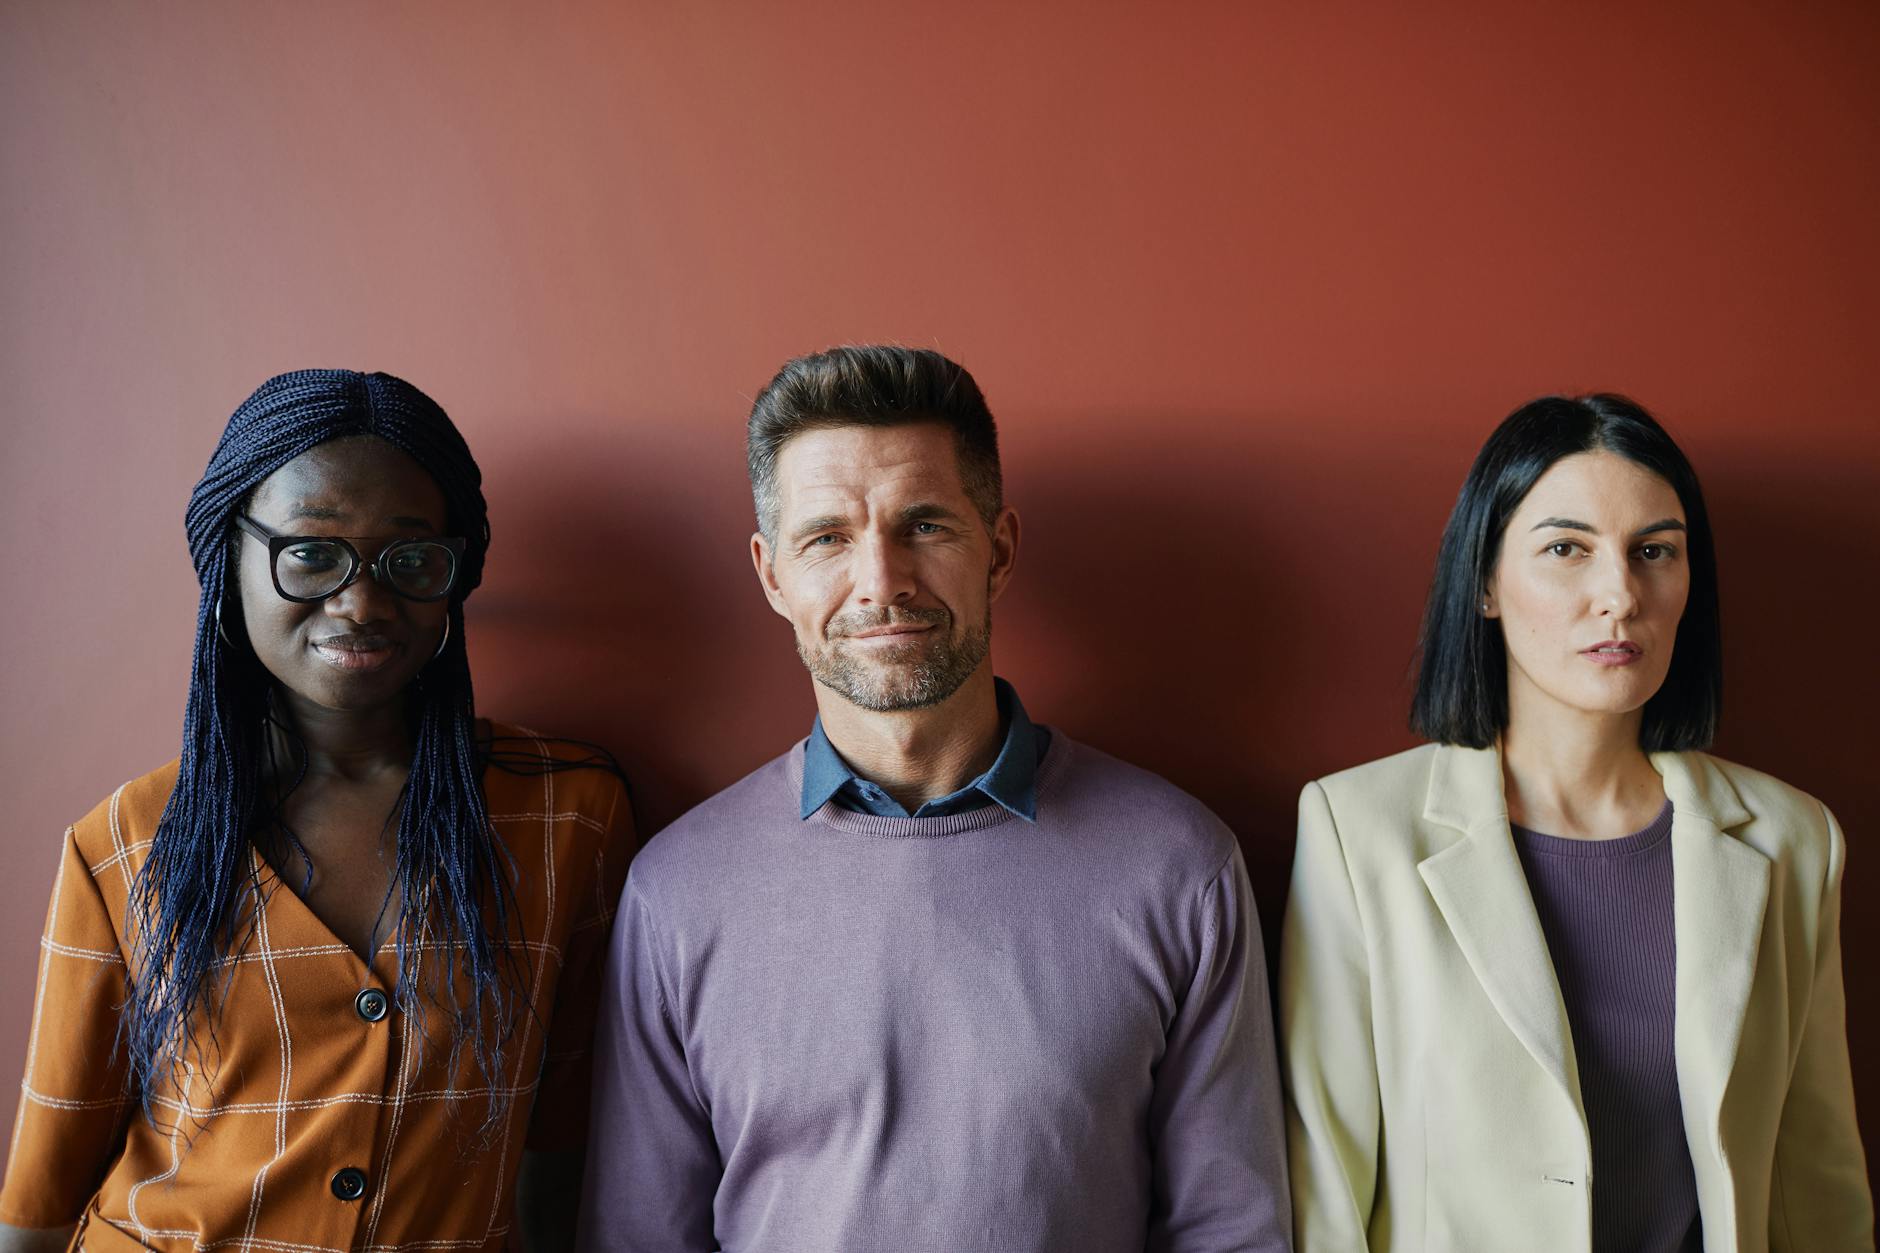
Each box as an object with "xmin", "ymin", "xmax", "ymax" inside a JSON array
[{"xmin": 1280, "ymin": 742, "xmax": 1873, "ymax": 1252}]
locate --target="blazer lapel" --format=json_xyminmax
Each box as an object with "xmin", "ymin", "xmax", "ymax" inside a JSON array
[
  {"xmin": 1417, "ymin": 743, "xmax": 1581, "ymax": 1107},
  {"xmin": 1657, "ymin": 752, "xmax": 1769, "ymax": 1178}
]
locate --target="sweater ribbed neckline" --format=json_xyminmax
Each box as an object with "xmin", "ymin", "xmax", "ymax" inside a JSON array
[
  {"xmin": 791, "ymin": 732, "xmax": 1074, "ymax": 838},
  {"xmin": 1511, "ymin": 798, "xmax": 1675, "ymax": 860}
]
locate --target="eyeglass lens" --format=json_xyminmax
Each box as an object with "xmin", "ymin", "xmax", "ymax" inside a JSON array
[{"xmin": 275, "ymin": 539, "xmax": 457, "ymax": 601}]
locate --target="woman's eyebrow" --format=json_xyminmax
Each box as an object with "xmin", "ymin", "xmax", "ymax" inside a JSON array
[
  {"xmin": 281, "ymin": 504, "xmax": 439, "ymax": 531},
  {"xmin": 1526, "ymin": 516, "xmax": 1686, "ymax": 536}
]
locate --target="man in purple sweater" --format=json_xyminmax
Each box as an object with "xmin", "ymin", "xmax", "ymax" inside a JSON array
[{"xmin": 577, "ymin": 346, "xmax": 1291, "ymax": 1252}]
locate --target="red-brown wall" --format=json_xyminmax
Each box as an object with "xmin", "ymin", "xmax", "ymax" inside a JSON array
[{"xmin": 4, "ymin": 1, "xmax": 1876, "ymax": 1181}]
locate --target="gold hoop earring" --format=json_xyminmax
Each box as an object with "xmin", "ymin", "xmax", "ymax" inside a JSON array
[{"xmin": 430, "ymin": 616, "xmax": 452, "ymax": 663}]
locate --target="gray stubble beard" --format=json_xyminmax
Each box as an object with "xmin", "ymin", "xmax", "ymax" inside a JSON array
[{"xmin": 797, "ymin": 607, "xmax": 992, "ymax": 712}]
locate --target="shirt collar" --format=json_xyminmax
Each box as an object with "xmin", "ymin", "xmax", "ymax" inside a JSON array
[
  {"xmin": 800, "ymin": 716, "xmax": 858, "ymax": 820},
  {"xmin": 799, "ymin": 677, "xmax": 1042, "ymax": 822}
]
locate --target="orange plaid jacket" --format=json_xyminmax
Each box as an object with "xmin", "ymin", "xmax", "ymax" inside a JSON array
[{"xmin": 0, "ymin": 724, "xmax": 632, "ymax": 1250}]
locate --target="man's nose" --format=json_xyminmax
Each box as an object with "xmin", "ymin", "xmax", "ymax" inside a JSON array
[{"xmin": 852, "ymin": 535, "xmax": 916, "ymax": 606}]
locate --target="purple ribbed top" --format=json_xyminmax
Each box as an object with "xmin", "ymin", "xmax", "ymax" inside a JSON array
[{"xmin": 1513, "ymin": 800, "xmax": 1702, "ymax": 1253}]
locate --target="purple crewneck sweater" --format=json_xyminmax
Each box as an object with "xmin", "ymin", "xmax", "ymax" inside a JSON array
[
  {"xmin": 577, "ymin": 732, "xmax": 1291, "ymax": 1253},
  {"xmin": 1513, "ymin": 800, "xmax": 1701, "ymax": 1253}
]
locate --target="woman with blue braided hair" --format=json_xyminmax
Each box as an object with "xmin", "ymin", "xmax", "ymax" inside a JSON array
[{"xmin": 0, "ymin": 370, "xmax": 632, "ymax": 1251}]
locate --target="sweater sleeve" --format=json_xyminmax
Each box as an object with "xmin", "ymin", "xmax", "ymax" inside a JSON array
[
  {"xmin": 575, "ymin": 874, "xmax": 722, "ymax": 1252},
  {"xmin": 1769, "ymin": 803, "xmax": 1875, "ymax": 1250},
  {"xmin": 0, "ymin": 829, "xmax": 135, "ymax": 1227},
  {"xmin": 1280, "ymin": 780, "xmax": 1380, "ymax": 1251},
  {"xmin": 1146, "ymin": 841, "xmax": 1293, "ymax": 1253}
]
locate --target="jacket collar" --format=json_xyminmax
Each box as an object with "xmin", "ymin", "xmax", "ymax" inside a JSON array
[
  {"xmin": 1420, "ymin": 739, "xmax": 1755, "ymax": 835},
  {"xmin": 1417, "ymin": 743, "xmax": 1582, "ymax": 1106},
  {"xmin": 1650, "ymin": 747, "xmax": 1752, "ymax": 830},
  {"xmin": 1415, "ymin": 741, "xmax": 1769, "ymax": 1182},
  {"xmin": 1655, "ymin": 750, "xmax": 1768, "ymax": 1252}
]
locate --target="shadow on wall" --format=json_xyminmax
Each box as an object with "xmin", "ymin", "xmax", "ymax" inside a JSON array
[
  {"xmin": 468, "ymin": 411, "xmax": 1471, "ymax": 923},
  {"xmin": 461, "ymin": 420, "xmax": 1875, "ymax": 977},
  {"xmin": 1701, "ymin": 455, "xmax": 1878, "ymax": 1160},
  {"xmin": 997, "ymin": 416, "xmax": 1459, "ymax": 935},
  {"xmin": 465, "ymin": 411, "xmax": 1472, "ymax": 935},
  {"xmin": 462, "ymin": 411, "xmax": 1877, "ymax": 1159},
  {"xmin": 1703, "ymin": 457, "xmax": 1876, "ymax": 839},
  {"xmin": 466, "ymin": 427, "xmax": 814, "ymax": 841}
]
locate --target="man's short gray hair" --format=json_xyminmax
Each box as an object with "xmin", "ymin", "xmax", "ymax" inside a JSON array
[{"xmin": 747, "ymin": 345, "xmax": 1003, "ymax": 541}]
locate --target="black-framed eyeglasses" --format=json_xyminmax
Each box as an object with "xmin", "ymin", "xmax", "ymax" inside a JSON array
[{"xmin": 234, "ymin": 515, "xmax": 466, "ymax": 604}]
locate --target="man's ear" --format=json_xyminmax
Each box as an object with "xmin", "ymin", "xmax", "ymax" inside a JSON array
[
  {"xmin": 751, "ymin": 531, "xmax": 792, "ymax": 619},
  {"xmin": 985, "ymin": 506, "xmax": 1020, "ymax": 605}
]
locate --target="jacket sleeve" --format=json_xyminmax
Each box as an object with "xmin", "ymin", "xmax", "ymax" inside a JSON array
[
  {"xmin": 1280, "ymin": 781, "xmax": 1380, "ymax": 1251},
  {"xmin": 528, "ymin": 775, "xmax": 637, "ymax": 1153},
  {"xmin": 1146, "ymin": 843, "xmax": 1293, "ymax": 1253},
  {"xmin": 0, "ymin": 829, "xmax": 135, "ymax": 1227},
  {"xmin": 575, "ymin": 873, "xmax": 721, "ymax": 1252},
  {"xmin": 1769, "ymin": 803, "xmax": 1875, "ymax": 1251}
]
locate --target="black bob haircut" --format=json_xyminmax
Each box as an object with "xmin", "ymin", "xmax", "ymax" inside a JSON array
[{"xmin": 1410, "ymin": 393, "xmax": 1722, "ymax": 751}]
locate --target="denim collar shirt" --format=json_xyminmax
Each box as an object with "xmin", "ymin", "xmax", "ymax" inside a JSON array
[{"xmin": 800, "ymin": 677, "xmax": 1050, "ymax": 822}]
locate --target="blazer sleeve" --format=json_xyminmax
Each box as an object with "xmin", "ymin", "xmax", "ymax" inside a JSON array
[
  {"xmin": 0, "ymin": 829, "xmax": 135, "ymax": 1227},
  {"xmin": 1769, "ymin": 803, "xmax": 1875, "ymax": 1250},
  {"xmin": 1280, "ymin": 780, "xmax": 1380, "ymax": 1251}
]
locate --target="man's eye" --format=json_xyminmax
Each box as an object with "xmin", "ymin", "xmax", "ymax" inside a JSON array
[
  {"xmin": 809, "ymin": 534, "xmax": 840, "ymax": 547},
  {"xmin": 912, "ymin": 522, "xmax": 943, "ymax": 535}
]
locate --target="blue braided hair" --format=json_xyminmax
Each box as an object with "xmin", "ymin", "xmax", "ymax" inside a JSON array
[{"xmin": 125, "ymin": 368, "xmax": 524, "ymax": 1140}]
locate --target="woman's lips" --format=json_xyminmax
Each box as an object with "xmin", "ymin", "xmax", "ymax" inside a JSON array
[
  {"xmin": 1581, "ymin": 641, "xmax": 1643, "ymax": 667},
  {"xmin": 312, "ymin": 636, "xmax": 400, "ymax": 672}
]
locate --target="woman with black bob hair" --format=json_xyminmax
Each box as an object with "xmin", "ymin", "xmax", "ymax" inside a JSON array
[
  {"xmin": 1280, "ymin": 395, "xmax": 1871, "ymax": 1252},
  {"xmin": 0, "ymin": 371, "xmax": 630, "ymax": 1250}
]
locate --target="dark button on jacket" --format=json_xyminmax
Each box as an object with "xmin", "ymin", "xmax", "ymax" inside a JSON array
[{"xmin": 330, "ymin": 1167, "xmax": 368, "ymax": 1201}]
